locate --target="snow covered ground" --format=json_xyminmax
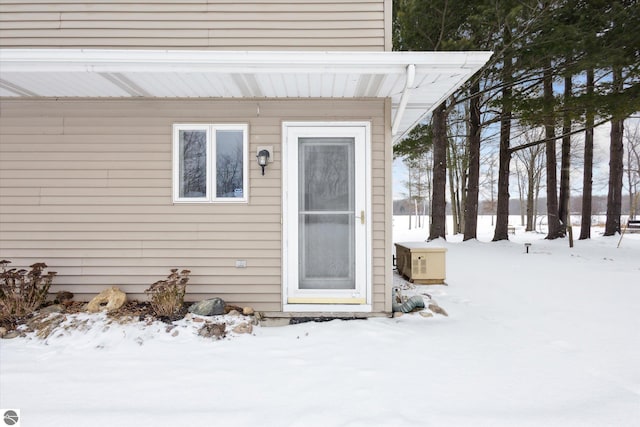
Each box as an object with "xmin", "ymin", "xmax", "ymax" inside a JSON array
[{"xmin": 1, "ymin": 216, "xmax": 639, "ymax": 427}]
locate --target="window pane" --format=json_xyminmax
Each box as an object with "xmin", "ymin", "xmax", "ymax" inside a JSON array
[
  {"xmin": 179, "ymin": 130, "xmax": 207, "ymax": 198},
  {"xmin": 216, "ymin": 130, "xmax": 244, "ymax": 198}
]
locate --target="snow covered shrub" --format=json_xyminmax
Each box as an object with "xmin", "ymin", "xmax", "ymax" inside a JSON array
[
  {"xmin": 0, "ymin": 260, "xmax": 56, "ymax": 320},
  {"xmin": 144, "ymin": 269, "xmax": 190, "ymax": 319}
]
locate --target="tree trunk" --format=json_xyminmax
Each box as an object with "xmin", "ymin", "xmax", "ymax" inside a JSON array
[
  {"xmin": 493, "ymin": 129, "xmax": 512, "ymax": 241},
  {"xmin": 464, "ymin": 79, "xmax": 481, "ymax": 241},
  {"xmin": 429, "ymin": 102, "xmax": 447, "ymax": 240},
  {"xmin": 416, "ymin": 165, "xmax": 423, "ymax": 228},
  {"xmin": 627, "ymin": 148, "xmax": 633, "ymax": 219},
  {"xmin": 544, "ymin": 65, "xmax": 563, "ymax": 239},
  {"xmin": 579, "ymin": 68, "xmax": 595, "ymax": 239},
  {"xmin": 526, "ymin": 162, "xmax": 535, "ymax": 231},
  {"xmin": 534, "ymin": 176, "xmax": 542, "ymax": 231},
  {"xmin": 492, "ymin": 32, "xmax": 512, "ymax": 242},
  {"xmin": 629, "ymin": 140, "xmax": 640, "ymax": 219},
  {"xmin": 447, "ymin": 141, "xmax": 459, "ymax": 234},
  {"xmin": 604, "ymin": 67, "xmax": 625, "ymax": 236},
  {"xmin": 605, "ymin": 118, "xmax": 624, "ymax": 235},
  {"xmin": 558, "ymin": 75, "xmax": 572, "ymax": 233},
  {"xmin": 407, "ymin": 162, "xmax": 413, "ymax": 230},
  {"xmin": 459, "ymin": 161, "xmax": 467, "ymax": 232}
]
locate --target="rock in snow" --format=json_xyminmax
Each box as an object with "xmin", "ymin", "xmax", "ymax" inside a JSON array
[
  {"xmin": 188, "ymin": 298, "xmax": 226, "ymax": 316},
  {"xmin": 198, "ymin": 322, "xmax": 226, "ymax": 339},
  {"xmin": 428, "ymin": 302, "xmax": 448, "ymax": 317},
  {"xmin": 86, "ymin": 287, "xmax": 127, "ymax": 313},
  {"xmin": 232, "ymin": 322, "xmax": 253, "ymax": 334}
]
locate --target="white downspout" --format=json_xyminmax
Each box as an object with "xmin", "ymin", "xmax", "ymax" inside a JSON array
[{"xmin": 391, "ymin": 64, "xmax": 416, "ymax": 138}]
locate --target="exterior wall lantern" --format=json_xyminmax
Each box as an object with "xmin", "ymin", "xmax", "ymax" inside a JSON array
[{"xmin": 256, "ymin": 148, "xmax": 271, "ymax": 175}]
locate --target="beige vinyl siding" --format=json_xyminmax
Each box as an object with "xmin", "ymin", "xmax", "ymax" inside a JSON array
[
  {"xmin": 0, "ymin": 98, "xmax": 388, "ymax": 312},
  {"xmin": 0, "ymin": 0, "xmax": 388, "ymax": 51}
]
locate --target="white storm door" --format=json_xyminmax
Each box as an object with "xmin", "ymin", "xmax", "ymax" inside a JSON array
[{"xmin": 284, "ymin": 123, "xmax": 369, "ymax": 306}]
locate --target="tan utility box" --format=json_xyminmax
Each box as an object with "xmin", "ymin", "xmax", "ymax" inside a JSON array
[{"xmin": 395, "ymin": 243, "xmax": 447, "ymax": 284}]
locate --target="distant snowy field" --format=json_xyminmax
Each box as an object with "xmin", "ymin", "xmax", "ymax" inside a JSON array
[{"xmin": 1, "ymin": 216, "xmax": 639, "ymax": 427}]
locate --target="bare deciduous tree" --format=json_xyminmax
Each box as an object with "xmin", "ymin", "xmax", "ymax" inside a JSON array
[{"xmin": 514, "ymin": 128, "xmax": 546, "ymax": 231}]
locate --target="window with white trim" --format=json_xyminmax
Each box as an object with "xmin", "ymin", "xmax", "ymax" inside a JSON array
[{"xmin": 173, "ymin": 124, "xmax": 248, "ymax": 203}]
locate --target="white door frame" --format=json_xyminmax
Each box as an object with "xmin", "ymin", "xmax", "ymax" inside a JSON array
[{"xmin": 282, "ymin": 121, "xmax": 372, "ymax": 312}]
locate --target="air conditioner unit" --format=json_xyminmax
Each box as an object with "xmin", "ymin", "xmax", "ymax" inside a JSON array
[{"xmin": 395, "ymin": 243, "xmax": 446, "ymax": 284}]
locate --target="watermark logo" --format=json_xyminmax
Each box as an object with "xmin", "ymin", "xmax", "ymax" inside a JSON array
[{"xmin": 1, "ymin": 409, "xmax": 20, "ymax": 426}]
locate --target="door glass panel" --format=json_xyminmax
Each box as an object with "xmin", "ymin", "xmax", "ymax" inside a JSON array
[
  {"xmin": 298, "ymin": 138, "xmax": 355, "ymax": 290},
  {"xmin": 301, "ymin": 140, "xmax": 353, "ymax": 211}
]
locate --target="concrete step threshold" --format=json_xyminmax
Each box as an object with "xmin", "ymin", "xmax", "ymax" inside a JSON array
[{"xmin": 259, "ymin": 311, "xmax": 391, "ymax": 327}]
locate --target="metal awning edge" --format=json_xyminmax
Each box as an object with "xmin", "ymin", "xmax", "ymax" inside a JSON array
[
  {"xmin": 0, "ymin": 49, "xmax": 493, "ymax": 142},
  {"xmin": 0, "ymin": 49, "xmax": 492, "ymax": 71}
]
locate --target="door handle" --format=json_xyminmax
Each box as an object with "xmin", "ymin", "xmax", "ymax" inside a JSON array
[{"xmin": 359, "ymin": 210, "xmax": 365, "ymax": 225}]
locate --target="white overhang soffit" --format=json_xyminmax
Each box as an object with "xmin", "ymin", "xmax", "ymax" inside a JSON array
[{"xmin": 0, "ymin": 49, "xmax": 492, "ymax": 143}]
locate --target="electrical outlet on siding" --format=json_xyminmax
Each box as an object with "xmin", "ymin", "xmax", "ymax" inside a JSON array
[{"xmin": 235, "ymin": 260, "xmax": 247, "ymax": 268}]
